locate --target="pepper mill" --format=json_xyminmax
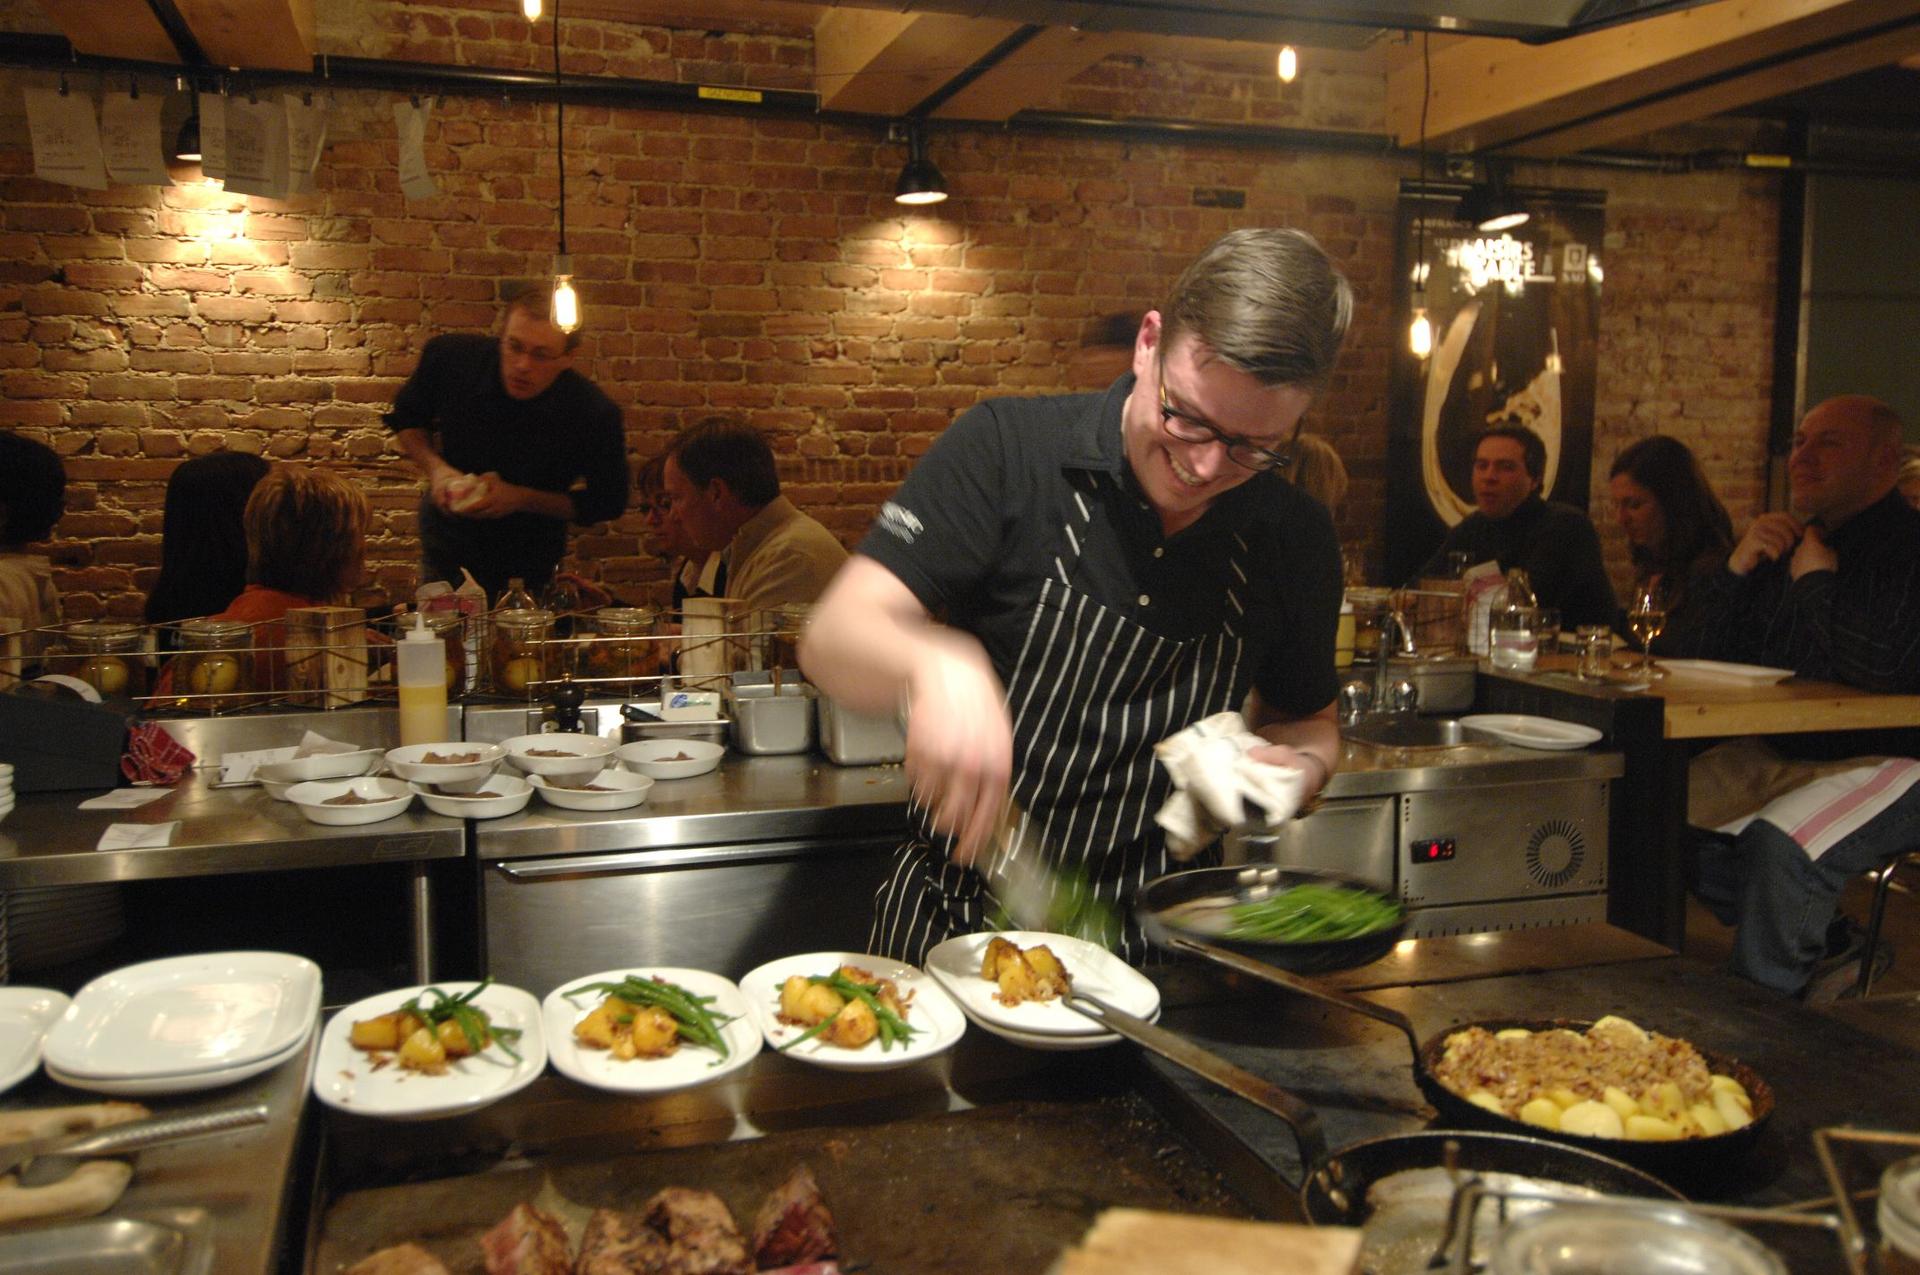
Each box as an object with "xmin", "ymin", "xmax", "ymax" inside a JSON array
[{"xmin": 547, "ymin": 674, "xmax": 587, "ymax": 734}]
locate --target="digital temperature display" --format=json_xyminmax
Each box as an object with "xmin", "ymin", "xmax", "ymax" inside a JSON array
[{"xmin": 1413, "ymin": 837, "xmax": 1456, "ymax": 863}]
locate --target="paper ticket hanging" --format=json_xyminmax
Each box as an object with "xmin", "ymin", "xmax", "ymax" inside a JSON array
[
  {"xmin": 393, "ymin": 97, "xmax": 437, "ymax": 200},
  {"xmin": 283, "ymin": 93, "xmax": 328, "ymax": 196},
  {"xmin": 24, "ymin": 85, "xmax": 108, "ymax": 190},
  {"xmin": 223, "ymin": 94, "xmax": 290, "ymax": 199},
  {"xmin": 199, "ymin": 92, "xmax": 229, "ymax": 180},
  {"xmin": 99, "ymin": 89, "xmax": 170, "ymax": 185}
]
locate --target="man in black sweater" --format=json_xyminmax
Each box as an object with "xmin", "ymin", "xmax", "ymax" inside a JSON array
[
  {"xmin": 386, "ymin": 289, "xmax": 629, "ymax": 601},
  {"xmin": 1421, "ymin": 424, "xmax": 1617, "ymax": 628}
]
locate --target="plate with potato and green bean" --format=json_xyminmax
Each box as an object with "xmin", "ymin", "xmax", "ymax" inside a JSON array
[
  {"xmin": 543, "ymin": 967, "xmax": 761, "ymax": 1094},
  {"xmin": 739, "ymin": 952, "xmax": 966, "ymax": 1072}
]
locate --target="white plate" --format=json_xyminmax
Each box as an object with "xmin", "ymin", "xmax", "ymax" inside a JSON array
[
  {"xmin": 739, "ymin": 952, "xmax": 965, "ymax": 1072},
  {"xmin": 385, "ymin": 742, "xmax": 506, "ymax": 786},
  {"xmin": 1460, "ymin": 714, "xmax": 1603, "ymax": 751},
  {"xmin": 502, "ymin": 733, "xmax": 617, "ymax": 777},
  {"xmin": 614, "ymin": 738, "xmax": 726, "ymax": 780},
  {"xmin": 923, "ymin": 932, "xmax": 1162, "ymax": 1037},
  {"xmin": 409, "ymin": 774, "xmax": 533, "ymax": 819},
  {"xmin": 1656, "ymin": 659, "xmax": 1796, "ymax": 684},
  {"xmin": 543, "ymin": 967, "xmax": 761, "ymax": 1095},
  {"xmin": 47, "ymin": 1020, "xmax": 311, "ymax": 1096},
  {"xmin": 0, "ymin": 988, "xmax": 70, "ymax": 1094},
  {"xmin": 313, "ymin": 981, "xmax": 547, "ymax": 1121},
  {"xmin": 529, "ymin": 769, "xmax": 655, "ymax": 812},
  {"xmin": 965, "ymin": 1004, "xmax": 1163, "ymax": 1052},
  {"xmin": 285, "ymin": 776, "xmax": 414, "ymax": 826},
  {"xmin": 45, "ymin": 951, "xmax": 321, "ymax": 1079},
  {"xmin": 256, "ymin": 749, "xmax": 383, "ymax": 784}
]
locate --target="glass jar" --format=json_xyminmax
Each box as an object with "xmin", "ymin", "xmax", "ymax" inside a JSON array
[
  {"xmin": 583, "ymin": 606, "xmax": 659, "ymax": 685},
  {"xmin": 1881, "ymin": 1156, "xmax": 1920, "ymax": 1274},
  {"xmin": 175, "ymin": 619, "xmax": 253, "ymax": 712},
  {"xmin": 1346, "ymin": 588, "xmax": 1393, "ymax": 660},
  {"xmin": 54, "ymin": 621, "xmax": 146, "ymax": 699},
  {"xmin": 491, "ymin": 608, "xmax": 555, "ymax": 696},
  {"xmin": 423, "ymin": 610, "xmax": 467, "ymax": 698}
]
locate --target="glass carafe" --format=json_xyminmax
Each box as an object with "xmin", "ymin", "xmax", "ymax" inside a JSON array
[{"xmin": 584, "ymin": 606, "xmax": 659, "ymax": 686}]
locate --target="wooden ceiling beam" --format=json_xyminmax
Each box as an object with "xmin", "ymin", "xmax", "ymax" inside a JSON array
[
  {"xmin": 929, "ymin": 25, "xmax": 1136, "ymax": 121},
  {"xmin": 174, "ymin": 0, "xmax": 315, "ymax": 72},
  {"xmin": 1386, "ymin": 0, "xmax": 1920, "ymax": 154},
  {"xmin": 814, "ymin": 8, "xmax": 1024, "ymax": 116},
  {"xmin": 37, "ymin": 0, "xmax": 181, "ymax": 64}
]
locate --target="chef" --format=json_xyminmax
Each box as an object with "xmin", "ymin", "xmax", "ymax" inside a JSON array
[{"xmin": 800, "ymin": 228, "xmax": 1350, "ymax": 964}]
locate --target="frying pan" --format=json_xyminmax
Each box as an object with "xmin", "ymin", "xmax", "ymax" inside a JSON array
[
  {"xmin": 1129, "ymin": 911, "xmax": 1776, "ymax": 1186},
  {"xmin": 1065, "ymin": 993, "xmax": 1682, "ymax": 1234},
  {"xmin": 1136, "ymin": 865, "xmax": 1407, "ymax": 974}
]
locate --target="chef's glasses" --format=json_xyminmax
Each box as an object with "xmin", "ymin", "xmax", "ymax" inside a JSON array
[{"xmin": 1156, "ymin": 354, "xmax": 1296, "ymax": 473}]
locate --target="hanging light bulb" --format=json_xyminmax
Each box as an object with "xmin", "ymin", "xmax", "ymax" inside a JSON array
[
  {"xmin": 551, "ymin": 254, "xmax": 579, "ymax": 333},
  {"xmin": 522, "ymin": 0, "xmax": 542, "ymax": 18},
  {"xmin": 1276, "ymin": 45, "xmax": 1298, "ymax": 83},
  {"xmin": 1409, "ymin": 304, "xmax": 1433, "ymax": 359}
]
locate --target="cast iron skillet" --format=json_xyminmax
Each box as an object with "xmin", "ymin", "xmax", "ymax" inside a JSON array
[
  {"xmin": 1135, "ymin": 881, "xmax": 1775, "ymax": 1186},
  {"xmin": 1065, "ymin": 994, "xmax": 1682, "ymax": 1237},
  {"xmin": 1136, "ymin": 864, "xmax": 1408, "ymax": 974}
]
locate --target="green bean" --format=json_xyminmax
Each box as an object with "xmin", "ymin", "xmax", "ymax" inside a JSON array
[
  {"xmin": 775, "ymin": 970, "xmax": 921, "ymax": 1053},
  {"xmin": 1224, "ymin": 884, "xmax": 1402, "ymax": 943},
  {"xmin": 564, "ymin": 975, "xmax": 736, "ymax": 1062},
  {"xmin": 398, "ymin": 980, "xmax": 525, "ymax": 1061}
]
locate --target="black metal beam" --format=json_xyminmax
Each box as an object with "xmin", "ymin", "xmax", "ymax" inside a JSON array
[{"xmin": 143, "ymin": 0, "xmax": 210, "ymax": 66}]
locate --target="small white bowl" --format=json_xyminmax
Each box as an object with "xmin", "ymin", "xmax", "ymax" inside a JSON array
[
  {"xmin": 529, "ymin": 769, "xmax": 654, "ymax": 812},
  {"xmin": 259, "ymin": 777, "xmax": 299, "ymax": 802},
  {"xmin": 257, "ymin": 749, "xmax": 383, "ymax": 785},
  {"xmin": 284, "ymin": 776, "xmax": 414, "ymax": 826},
  {"xmin": 615, "ymin": 738, "xmax": 726, "ymax": 780},
  {"xmin": 502, "ymin": 733, "xmax": 617, "ymax": 777},
  {"xmin": 385, "ymin": 742, "xmax": 506, "ymax": 788},
  {"xmin": 409, "ymin": 773, "xmax": 533, "ymax": 819}
]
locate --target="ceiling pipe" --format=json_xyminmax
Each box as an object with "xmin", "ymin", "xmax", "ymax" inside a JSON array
[{"xmin": 4, "ymin": 33, "xmax": 1920, "ymax": 183}]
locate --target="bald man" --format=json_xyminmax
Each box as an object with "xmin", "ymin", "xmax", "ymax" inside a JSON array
[{"xmin": 1682, "ymin": 395, "xmax": 1920, "ymax": 997}]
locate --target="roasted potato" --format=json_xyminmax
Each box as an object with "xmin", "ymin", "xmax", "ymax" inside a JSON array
[
  {"xmin": 825, "ymin": 998, "xmax": 877, "ymax": 1049},
  {"xmin": 574, "ymin": 1001, "xmax": 622, "ymax": 1050},
  {"xmin": 436, "ymin": 1017, "xmax": 487, "ymax": 1058},
  {"xmin": 398, "ymin": 1026, "xmax": 448, "ymax": 1073},
  {"xmin": 350, "ymin": 1012, "xmax": 407, "ymax": 1052},
  {"xmin": 625, "ymin": 1006, "xmax": 680, "ymax": 1058},
  {"xmin": 981, "ymin": 937, "xmax": 1020, "ymax": 981},
  {"xmin": 781, "ymin": 976, "xmax": 846, "ymax": 1026}
]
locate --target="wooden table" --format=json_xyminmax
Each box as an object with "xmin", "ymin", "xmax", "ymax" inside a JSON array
[{"xmin": 1483, "ymin": 657, "xmax": 1920, "ymax": 949}]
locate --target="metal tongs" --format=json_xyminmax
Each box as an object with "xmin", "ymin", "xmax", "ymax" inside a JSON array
[{"xmin": 0, "ymin": 1104, "xmax": 269, "ymax": 1184}]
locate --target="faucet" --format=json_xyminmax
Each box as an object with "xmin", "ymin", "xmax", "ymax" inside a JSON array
[{"xmin": 1340, "ymin": 608, "xmax": 1418, "ymax": 726}]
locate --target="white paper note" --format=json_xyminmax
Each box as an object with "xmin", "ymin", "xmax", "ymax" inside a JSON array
[
  {"xmin": 99, "ymin": 89, "xmax": 170, "ymax": 185},
  {"xmin": 283, "ymin": 93, "xmax": 328, "ymax": 196},
  {"xmin": 219, "ymin": 746, "xmax": 299, "ymax": 786},
  {"xmin": 223, "ymin": 94, "xmax": 290, "ymax": 199},
  {"xmin": 393, "ymin": 98, "xmax": 437, "ymax": 200},
  {"xmin": 199, "ymin": 92, "xmax": 228, "ymax": 180},
  {"xmin": 78, "ymin": 787, "xmax": 173, "ymax": 811},
  {"xmin": 97, "ymin": 822, "xmax": 180, "ymax": 851},
  {"xmin": 298, "ymin": 731, "xmax": 360, "ymax": 756},
  {"xmin": 24, "ymin": 86, "xmax": 108, "ymax": 190}
]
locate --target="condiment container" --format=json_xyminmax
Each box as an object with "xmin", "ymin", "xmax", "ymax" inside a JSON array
[
  {"xmin": 816, "ymin": 695, "xmax": 905, "ymax": 765},
  {"xmin": 727, "ymin": 681, "xmax": 816, "ymax": 755},
  {"xmin": 52, "ymin": 621, "xmax": 146, "ymax": 699},
  {"xmin": 583, "ymin": 606, "xmax": 659, "ymax": 686},
  {"xmin": 175, "ymin": 618, "xmax": 254, "ymax": 712},
  {"xmin": 492, "ymin": 608, "xmax": 555, "ymax": 697},
  {"xmin": 397, "ymin": 614, "xmax": 448, "ymax": 747}
]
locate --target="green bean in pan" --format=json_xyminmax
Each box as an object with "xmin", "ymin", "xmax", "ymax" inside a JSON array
[
  {"xmin": 565, "ymin": 975, "xmax": 735, "ymax": 1060},
  {"xmin": 1224, "ymin": 883, "xmax": 1403, "ymax": 943}
]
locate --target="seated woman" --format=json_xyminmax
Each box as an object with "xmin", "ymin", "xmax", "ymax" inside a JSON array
[
  {"xmin": 158, "ymin": 465, "xmax": 369, "ymax": 697},
  {"xmin": 1607, "ymin": 434, "xmax": 1734, "ymax": 654},
  {"xmin": 0, "ymin": 434, "xmax": 67, "ymax": 666},
  {"xmin": 143, "ymin": 451, "xmax": 271, "ymax": 652}
]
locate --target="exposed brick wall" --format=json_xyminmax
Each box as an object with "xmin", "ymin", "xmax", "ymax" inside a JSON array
[{"xmin": 0, "ymin": 10, "xmax": 1779, "ymax": 622}]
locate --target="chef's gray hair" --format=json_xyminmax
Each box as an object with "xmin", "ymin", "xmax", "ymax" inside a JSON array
[{"xmin": 1161, "ymin": 228, "xmax": 1352, "ymax": 392}]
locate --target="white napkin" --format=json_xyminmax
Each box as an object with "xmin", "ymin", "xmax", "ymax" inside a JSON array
[
  {"xmin": 78, "ymin": 788, "xmax": 172, "ymax": 811},
  {"xmin": 1152, "ymin": 711, "xmax": 1309, "ymax": 860},
  {"xmin": 298, "ymin": 731, "xmax": 361, "ymax": 756},
  {"xmin": 97, "ymin": 821, "xmax": 179, "ymax": 850}
]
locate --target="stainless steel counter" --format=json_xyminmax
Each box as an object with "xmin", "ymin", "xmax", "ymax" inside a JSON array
[
  {"xmin": 1327, "ymin": 734, "xmax": 1624, "ymax": 798},
  {"xmin": 471, "ymin": 752, "xmax": 909, "ymax": 861},
  {"xmin": 0, "ymin": 773, "xmax": 464, "ymax": 890}
]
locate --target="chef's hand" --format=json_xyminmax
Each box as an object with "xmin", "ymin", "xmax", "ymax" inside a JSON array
[
  {"xmin": 1246, "ymin": 743, "xmax": 1331, "ymax": 800},
  {"xmin": 905, "ymin": 639, "xmax": 1013, "ymax": 868},
  {"xmin": 426, "ymin": 465, "xmax": 464, "ymax": 513},
  {"xmin": 1728, "ymin": 512, "xmax": 1803, "ymax": 576},
  {"xmin": 455, "ymin": 472, "xmax": 524, "ymax": 519},
  {"xmin": 1789, "ymin": 523, "xmax": 1837, "ymax": 579}
]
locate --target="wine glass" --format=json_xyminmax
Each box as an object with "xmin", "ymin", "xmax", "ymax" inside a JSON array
[{"xmin": 1627, "ymin": 583, "xmax": 1667, "ymax": 678}]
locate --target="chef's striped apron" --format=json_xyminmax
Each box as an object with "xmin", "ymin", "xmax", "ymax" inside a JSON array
[{"xmin": 870, "ymin": 470, "xmax": 1254, "ymax": 966}]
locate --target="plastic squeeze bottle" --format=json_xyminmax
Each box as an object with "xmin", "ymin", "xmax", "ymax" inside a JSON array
[{"xmin": 397, "ymin": 613, "xmax": 449, "ymax": 747}]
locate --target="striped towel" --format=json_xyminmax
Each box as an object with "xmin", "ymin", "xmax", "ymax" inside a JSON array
[{"xmin": 1717, "ymin": 757, "xmax": 1920, "ymax": 861}]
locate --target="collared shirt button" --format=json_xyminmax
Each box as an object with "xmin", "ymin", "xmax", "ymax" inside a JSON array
[
  {"xmin": 1137, "ymin": 594, "xmax": 1150, "ymax": 607},
  {"xmin": 1153, "ymin": 546, "xmax": 1164, "ymax": 558}
]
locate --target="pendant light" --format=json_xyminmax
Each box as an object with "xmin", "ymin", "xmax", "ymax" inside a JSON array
[
  {"xmin": 172, "ymin": 108, "xmax": 201, "ymax": 161},
  {"xmin": 1276, "ymin": 45, "xmax": 1298, "ymax": 83},
  {"xmin": 548, "ymin": 0, "xmax": 578, "ymax": 332},
  {"xmin": 894, "ymin": 123, "xmax": 948, "ymax": 206},
  {"xmin": 1408, "ymin": 33, "xmax": 1431, "ymax": 358},
  {"xmin": 522, "ymin": 0, "xmax": 542, "ymax": 17}
]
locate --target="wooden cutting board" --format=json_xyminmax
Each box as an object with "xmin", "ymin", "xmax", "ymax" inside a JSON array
[{"xmin": 1054, "ymin": 1208, "xmax": 1361, "ymax": 1275}]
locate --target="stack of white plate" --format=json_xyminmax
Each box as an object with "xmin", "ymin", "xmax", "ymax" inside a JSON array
[
  {"xmin": 42, "ymin": 951, "xmax": 322, "ymax": 1095},
  {"xmin": 0, "ymin": 761, "xmax": 13, "ymax": 824},
  {"xmin": 924, "ymin": 931, "xmax": 1163, "ymax": 1051}
]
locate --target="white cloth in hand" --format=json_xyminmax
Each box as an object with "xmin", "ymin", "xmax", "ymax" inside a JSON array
[{"xmin": 1152, "ymin": 711, "xmax": 1308, "ymax": 860}]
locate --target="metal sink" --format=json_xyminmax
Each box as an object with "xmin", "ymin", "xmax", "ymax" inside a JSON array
[
  {"xmin": 1343, "ymin": 717, "xmax": 1468, "ymax": 750},
  {"xmin": 0, "ymin": 1211, "xmax": 212, "ymax": 1275}
]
